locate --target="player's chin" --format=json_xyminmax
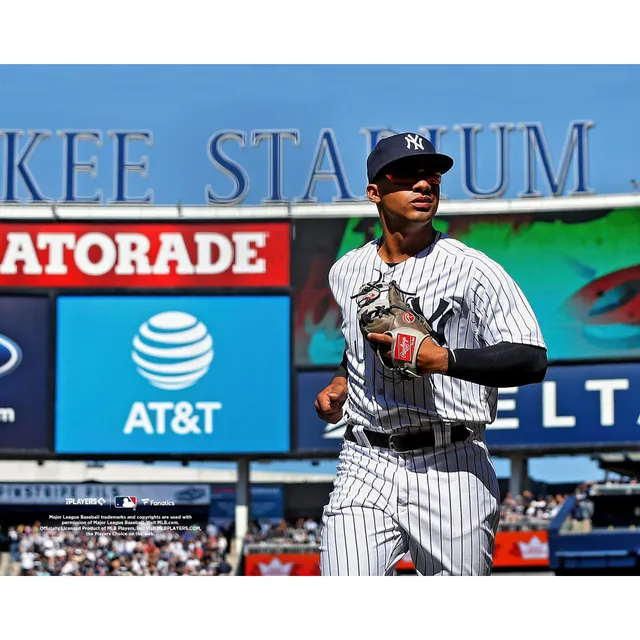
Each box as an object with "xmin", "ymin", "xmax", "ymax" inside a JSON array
[{"xmin": 404, "ymin": 203, "xmax": 437, "ymax": 222}]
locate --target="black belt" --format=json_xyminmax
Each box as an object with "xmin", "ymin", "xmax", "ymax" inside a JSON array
[{"xmin": 344, "ymin": 423, "xmax": 470, "ymax": 453}]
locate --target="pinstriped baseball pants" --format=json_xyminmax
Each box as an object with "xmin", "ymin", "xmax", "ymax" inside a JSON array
[{"xmin": 319, "ymin": 437, "xmax": 501, "ymax": 576}]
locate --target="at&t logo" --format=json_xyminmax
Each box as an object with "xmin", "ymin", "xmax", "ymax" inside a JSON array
[
  {"xmin": 123, "ymin": 311, "xmax": 222, "ymax": 436},
  {"xmin": 132, "ymin": 311, "xmax": 213, "ymax": 390}
]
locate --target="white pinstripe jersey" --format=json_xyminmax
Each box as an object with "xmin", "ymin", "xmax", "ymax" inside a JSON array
[{"xmin": 329, "ymin": 230, "xmax": 546, "ymax": 432}]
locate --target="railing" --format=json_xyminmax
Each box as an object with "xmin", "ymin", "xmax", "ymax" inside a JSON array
[
  {"xmin": 589, "ymin": 483, "xmax": 640, "ymax": 496},
  {"xmin": 497, "ymin": 517, "xmax": 551, "ymax": 532},
  {"xmin": 243, "ymin": 517, "xmax": 552, "ymax": 549},
  {"xmin": 1, "ymin": 193, "xmax": 639, "ymax": 221},
  {"xmin": 243, "ymin": 542, "xmax": 320, "ymax": 554}
]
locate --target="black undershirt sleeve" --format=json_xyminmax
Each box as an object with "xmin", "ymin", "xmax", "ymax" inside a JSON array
[
  {"xmin": 333, "ymin": 343, "xmax": 546, "ymax": 387},
  {"xmin": 446, "ymin": 342, "xmax": 547, "ymax": 388},
  {"xmin": 332, "ymin": 348, "xmax": 348, "ymax": 381}
]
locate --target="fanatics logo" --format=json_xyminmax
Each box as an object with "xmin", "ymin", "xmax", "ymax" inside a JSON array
[{"xmin": 394, "ymin": 333, "xmax": 416, "ymax": 362}]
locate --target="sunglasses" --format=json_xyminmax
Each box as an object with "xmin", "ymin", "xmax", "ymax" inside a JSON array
[{"xmin": 384, "ymin": 169, "xmax": 442, "ymax": 186}]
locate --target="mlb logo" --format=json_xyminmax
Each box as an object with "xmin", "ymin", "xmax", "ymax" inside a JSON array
[{"xmin": 114, "ymin": 496, "xmax": 137, "ymax": 509}]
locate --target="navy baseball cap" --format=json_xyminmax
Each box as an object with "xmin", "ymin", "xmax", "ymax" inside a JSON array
[{"xmin": 366, "ymin": 132, "xmax": 454, "ymax": 182}]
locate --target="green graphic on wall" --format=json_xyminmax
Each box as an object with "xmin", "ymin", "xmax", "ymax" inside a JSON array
[{"xmin": 293, "ymin": 207, "xmax": 640, "ymax": 366}]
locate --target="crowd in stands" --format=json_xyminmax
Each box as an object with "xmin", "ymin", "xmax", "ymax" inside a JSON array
[
  {"xmin": 1, "ymin": 520, "xmax": 232, "ymax": 576},
  {"xmin": 243, "ymin": 517, "xmax": 321, "ymax": 546},
  {"xmin": 3, "ymin": 478, "xmax": 638, "ymax": 574},
  {"xmin": 499, "ymin": 478, "xmax": 637, "ymax": 531},
  {"xmin": 245, "ymin": 480, "xmax": 640, "ymax": 544},
  {"xmin": 499, "ymin": 490, "xmax": 567, "ymax": 526}
]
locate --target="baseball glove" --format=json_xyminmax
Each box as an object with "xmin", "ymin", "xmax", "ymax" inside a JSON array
[{"xmin": 353, "ymin": 277, "xmax": 434, "ymax": 379}]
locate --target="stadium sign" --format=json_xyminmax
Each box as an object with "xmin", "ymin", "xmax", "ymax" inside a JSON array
[
  {"xmin": 0, "ymin": 223, "xmax": 290, "ymax": 287},
  {"xmin": 55, "ymin": 296, "xmax": 291, "ymax": 455},
  {"xmin": 0, "ymin": 122, "xmax": 593, "ymax": 206},
  {"xmin": 0, "ymin": 297, "xmax": 50, "ymax": 453},
  {"xmin": 0, "ymin": 483, "xmax": 211, "ymax": 505},
  {"xmin": 297, "ymin": 363, "xmax": 640, "ymax": 455}
]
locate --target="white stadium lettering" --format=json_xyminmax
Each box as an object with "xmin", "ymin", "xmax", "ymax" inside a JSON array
[
  {"xmin": 37, "ymin": 233, "xmax": 75, "ymax": 274},
  {"xmin": 231, "ymin": 232, "xmax": 267, "ymax": 274},
  {"xmin": 154, "ymin": 233, "xmax": 195, "ymax": 275},
  {"xmin": 113, "ymin": 233, "xmax": 152, "ymax": 275},
  {"xmin": 0, "ymin": 232, "xmax": 43, "ymax": 275},
  {"xmin": 74, "ymin": 232, "xmax": 117, "ymax": 276},
  {"xmin": 193, "ymin": 232, "xmax": 234, "ymax": 274}
]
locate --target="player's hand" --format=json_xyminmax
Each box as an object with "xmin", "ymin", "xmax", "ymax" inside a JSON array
[
  {"xmin": 367, "ymin": 332, "xmax": 449, "ymax": 375},
  {"xmin": 314, "ymin": 379, "xmax": 347, "ymax": 424},
  {"xmin": 365, "ymin": 332, "xmax": 394, "ymax": 367}
]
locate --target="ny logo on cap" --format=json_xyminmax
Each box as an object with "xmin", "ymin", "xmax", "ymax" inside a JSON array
[{"xmin": 405, "ymin": 134, "xmax": 424, "ymax": 151}]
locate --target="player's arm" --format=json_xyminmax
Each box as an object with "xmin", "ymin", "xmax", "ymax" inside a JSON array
[
  {"xmin": 444, "ymin": 341, "xmax": 546, "ymax": 387},
  {"xmin": 332, "ymin": 348, "xmax": 348, "ymax": 382},
  {"xmin": 314, "ymin": 348, "xmax": 348, "ymax": 424},
  {"xmin": 440, "ymin": 259, "xmax": 548, "ymax": 387},
  {"xmin": 314, "ymin": 260, "xmax": 348, "ymax": 423},
  {"xmin": 373, "ymin": 337, "xmax": 546, "ymax": 386}
]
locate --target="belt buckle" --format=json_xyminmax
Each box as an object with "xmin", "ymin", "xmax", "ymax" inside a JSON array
[{"xmin": 388, "ymin": 434, "xmax": 410, "ymax": 454}]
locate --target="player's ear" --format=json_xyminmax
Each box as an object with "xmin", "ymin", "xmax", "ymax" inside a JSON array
[{"xmin": 367, "ymin": 183, "xmax": 381, "ymax": 204}]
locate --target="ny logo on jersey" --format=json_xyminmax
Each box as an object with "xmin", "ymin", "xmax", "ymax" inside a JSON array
[
  {"xmin": 407, "ymin": 296, "xmax": 455, "ymax": 346},
  {"xmin": 405, "ymin": 134, "xmax": 424, "ymax": 151}
]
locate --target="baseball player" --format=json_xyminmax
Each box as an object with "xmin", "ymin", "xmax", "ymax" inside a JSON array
[{"xmin": 314, "ymin": 132, "xmax": 547, "ymax": 576}]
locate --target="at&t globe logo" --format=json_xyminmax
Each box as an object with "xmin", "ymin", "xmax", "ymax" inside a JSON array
[
  {"xmin": 123, "ymin": 311, "xmax": 222, "ymax": 437},
  {"xmin": 132, "ymin": 311, "xmax": 214, "ymax": 390}
]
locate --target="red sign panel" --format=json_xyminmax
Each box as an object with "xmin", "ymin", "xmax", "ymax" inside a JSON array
[
  {"xmin": 492, "ymin": 530, "xmax": 549, "ymax": 568},
  {"xmin": 389, "ymin": 531, "xmax": 551, "ymax": 572},
  {"xmin": 0, "ymin": 223, "xmax": 290, "ymax": 288},
  {"xmin": 244, "ymin": 554, "xmax": 321, "ymax": 576},
  {"xmin": 244, "ymin": 531, "xmax": 549, "ymax": 575}
]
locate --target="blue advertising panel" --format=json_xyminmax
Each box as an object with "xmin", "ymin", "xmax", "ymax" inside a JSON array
[
  {"xmin": 0, "ymin": 65, "xmax": 636, "ymax": 205},
  {"xmin": 0, "ymin": 296, "xmax": 50, "ymax": 451},
  {"xmin": 486, "ymin": 362, "xmax": 640, "ymax": 452},
  {"xmin": 209, "ymin": 483, "xmax": 284, "ymax": 527},
  {"xmin": 296, "ymin": 370, "xmax": 345, "ymax": 454},
  {"xmin": 55, "ymin": 296, "xmax": 290, "ymax": 454},
  {"xmin": 297, "ymin": 364, "xmax": 640, "ymax": 454}
]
